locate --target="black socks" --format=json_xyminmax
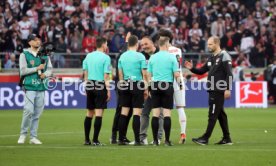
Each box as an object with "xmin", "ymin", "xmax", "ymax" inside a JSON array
[
  {"xmin": 132, "ymin": 115, "xmax": 140, "ymax": 142},
  {"xmin": 93, "ymin": 116, "xmax": 102, "ymax": 142},
  {"xmin": 164, "ymin": 117, "xmax": 171, "ymax": 142},
  {"xmin": 118, "ymin": 115, "xmax": 127, "ymax": 141},
  {"xmin": 151, "ymin": 116, "xmax": 159, "ymax": 142},
  {"xmin": 84, "ymin": 116, "xmax": 92, "ymax": 142}
]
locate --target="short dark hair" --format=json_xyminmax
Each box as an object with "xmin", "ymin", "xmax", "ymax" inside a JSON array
[
  {"xmin": 158, "ymin": 29, "xmax": 173, "ymax": 43},
  {"xmin": 159, "ymin": 36, "xmax": 170, "ymax": 47},
  {"xmin": 128, "ymin": 35, "xmax": 138, "ymax": 47},
  {"xmin": 96, "ymin": 37, "xmax": 107, "ymax": 48}
]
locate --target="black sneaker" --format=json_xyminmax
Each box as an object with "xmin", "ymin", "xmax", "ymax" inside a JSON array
[
  {"xmin": 83, "ymin": 140, "xmax": 91, "ymax": 145},
  {"xmin": 118, "ymin": 140, "xmax": 128, "ymax": 145},
  {"xmin": 110, "ymin": 138, "xmax": 118, "ymax": 144},
  {"xmin": 164, "ymin": 140, "xmax": 173, "ymax": 146},
  {"xmin": 123, "ymin": 138, "xmax": 131, "ymax": 144},
  {"xmin": 92, "ymin": 141, "xmax": 105, "ymax": 146},
  {"xmin": 192, "ymin": 137, "xmax": 208, "ymax": 145},
  {"xmin": 215, "ymin": 138, "xmax": 233, "ymax": 145},
  {"xmin": 152, "ymin": 140, "xmax": 159, "ymax": 146},
  {"xmin": 134, "ymin": 141, "xmax": 143, "ymax": 146}
]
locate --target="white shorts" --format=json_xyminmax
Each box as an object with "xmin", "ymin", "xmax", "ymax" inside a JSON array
[{"xmin": 173, "ymin": 76, "xmax": 186, "ymax": 107}]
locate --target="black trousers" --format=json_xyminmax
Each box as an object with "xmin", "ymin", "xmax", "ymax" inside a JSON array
[
  {"xmin": 272, "ymin": 83, "xmax": 276, "ymax": 104},
  {"xmin": 203, "ymin": 91, "xmax": 230, "ymax": 139}
]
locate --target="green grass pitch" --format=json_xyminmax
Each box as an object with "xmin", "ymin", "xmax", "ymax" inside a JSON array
[{"xmin": 0, "ymin": 108, "xmax": 275, "ymax": 166}]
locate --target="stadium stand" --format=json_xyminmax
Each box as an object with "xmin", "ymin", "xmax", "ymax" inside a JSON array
[
  {"xmin": 0, "ymin": 0, "xmax": 275, "ymax": 109},
  {"xmin": 0, "ymin": 0, "xmax": 275, "ymax": 72}
]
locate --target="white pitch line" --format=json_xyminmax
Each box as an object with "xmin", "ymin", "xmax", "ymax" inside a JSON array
[{"xmin": 0, "ymin": 145, "xmax": 275, "ymax": 152}]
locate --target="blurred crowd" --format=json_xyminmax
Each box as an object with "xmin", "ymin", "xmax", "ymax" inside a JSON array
[{"xmin": 0, "ymin": 0, "xmax": 275, "ymax": 69}]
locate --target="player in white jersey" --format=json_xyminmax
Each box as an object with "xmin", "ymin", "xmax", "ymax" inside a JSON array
[{"xmin": 159, "ymin": 29, "xmax": 187, "ymax": 144}]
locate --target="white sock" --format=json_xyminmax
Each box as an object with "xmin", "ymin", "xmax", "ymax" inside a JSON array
[{"xmin": 177, "ymin": 108, "xmax": 186, "ymax": 134}]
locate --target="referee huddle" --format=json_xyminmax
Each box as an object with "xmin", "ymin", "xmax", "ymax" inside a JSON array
[{"xmin": 82, "ymin": 30, "xmax": 233, "ymax": 146}]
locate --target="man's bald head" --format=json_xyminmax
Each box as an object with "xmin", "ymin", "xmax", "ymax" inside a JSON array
[
  {"xmin": 207, "ymin": 36, "xmax": 221, "ymax": 53},
  {"xmin": 208, "ymin": 36, "xmax": 220, "ymax": 45}
]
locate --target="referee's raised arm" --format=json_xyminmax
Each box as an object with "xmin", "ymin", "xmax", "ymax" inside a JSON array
[{"xmin": 114, "ymin": 32, "xmax": 131, "ymax": 82}]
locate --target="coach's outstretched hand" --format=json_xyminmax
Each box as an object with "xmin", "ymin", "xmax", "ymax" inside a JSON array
[{"xmin": 184, "ymin": 60, "xmax": 193, "ymax": 70}]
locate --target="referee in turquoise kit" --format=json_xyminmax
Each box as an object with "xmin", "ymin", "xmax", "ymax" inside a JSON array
[
  {"xmin": 117, "ymin": 35, "xmax": 148, "ymax": 145},
  {"xmin": 148, "ymin": 36, "xmax": 180, "ymax": 146},
  {"xmin": 82, "ymin": 37, "xmax": 111, "ymax": 146}
]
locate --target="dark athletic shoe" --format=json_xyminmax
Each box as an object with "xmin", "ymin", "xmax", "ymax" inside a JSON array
[
  {"xmin": 164, "ymin": 140, "xmax": 173, "ymax": 146},
  {"xmin": 123, "ymin": 138, "xmax": 131, "ymax": 144},
  {"xmin": 152, "ymin": 140, "xmax": 159, "ymax": 146},
  {"xmin": 215, "ymin": 137, "xmax": 233, "ymax": 145},
  {"xmin": 192, "ymin": 137, "xmax": 208, "ymax": 145},
  {"xmin": 110, "ymin": 138, "xmax": 118, "ymax": 144},
  {"xmin": 83, "ymin": 140, "xmax": 91, "ymax": 145},
  {"xmin": 118, "ymin": 140, "xmax": 128, "ymax": 145},
  {"xmin": 134, "ymin": 141, "xmax": 143, "ymax": 146}
]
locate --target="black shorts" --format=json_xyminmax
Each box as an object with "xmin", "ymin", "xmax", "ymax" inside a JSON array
[
  {"xmin": 150, "ymin": 81, "xmax": 174, "ymax": 109},
  {"xmin": 119, "ymin": 81, "xmax": 145, "ymax": 108},
  {"xmin": 86, "ymin": 80, "xmax": 107, "ymax": 109}
]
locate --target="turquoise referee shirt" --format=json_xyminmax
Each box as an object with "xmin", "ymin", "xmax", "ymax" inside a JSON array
[
  {"xmin": 83, "ymin": 51, "xmax": 111, "ymax": 81},
  {"xmin": 148, "ymin": 50, "xmax": 179, "ymax": 82},
  {"xmin": 118, "ymin": 50, "xmax": 147, "ymax": 81}
]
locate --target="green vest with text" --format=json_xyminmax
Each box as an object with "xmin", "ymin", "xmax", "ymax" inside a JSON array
[{"xmin": 22, "ymin": 51, "xmax": 48, "ymax": 91}]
